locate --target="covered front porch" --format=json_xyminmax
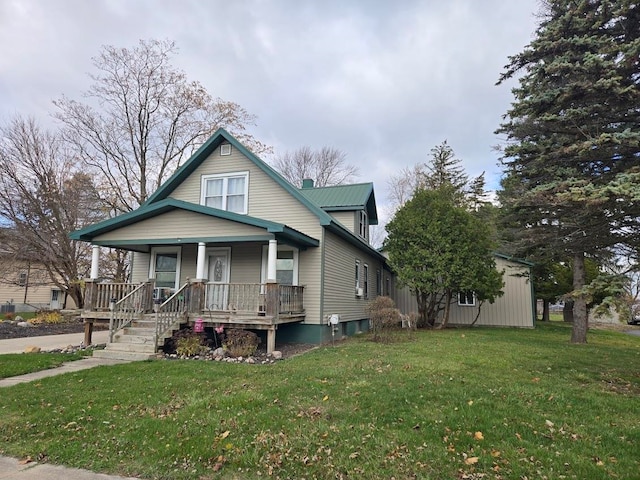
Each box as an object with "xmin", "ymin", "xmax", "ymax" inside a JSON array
[{"xmin": 82, "ymin": 278, "xmax": 305, "ymax": 353}]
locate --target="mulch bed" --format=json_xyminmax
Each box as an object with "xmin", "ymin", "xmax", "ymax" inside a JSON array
[{"xmin": 0, "ymin": 320, "xmax": 108, "ymax": 340}]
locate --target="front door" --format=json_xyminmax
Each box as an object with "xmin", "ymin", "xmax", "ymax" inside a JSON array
[
  {"xmin": 50, "ymin": 289, "xmax": 62, "ymax": 310},
  {"xmin": 207, "ymin": 248, "xmax": 231, "ymax": 310}
]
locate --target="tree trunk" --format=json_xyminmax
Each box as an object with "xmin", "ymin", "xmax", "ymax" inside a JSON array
[
  {"xmin": 541, "ymin": 299, "xmax": 550, "ymax": 321},
  {"xmin": 436, "ymin": 290, "xmax": 452, "ymax": 329},
  {"xmin": 571, "ymin": 252, "xmax": 588, "ymax": 344},
  {"xmin": 563, "ymin": 300, "xmax": 574, "ymax": 323}
]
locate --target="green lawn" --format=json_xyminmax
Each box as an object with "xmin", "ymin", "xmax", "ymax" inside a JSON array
[
  {"xmin": 0, "ymin": 323, "xmax": 638, "ymax": 480},
  {"xmin": 0, "ymin": 351, "xmax": 92, "ymax": 379}
]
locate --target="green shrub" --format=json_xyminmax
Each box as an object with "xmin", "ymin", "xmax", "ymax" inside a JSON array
[
  {"xmin": 223, "ymin": 329, "xmax": 259, "ymax": 357},
  {"xmin": 176, "ymin": 332, "xmax": 208, "ymax": 356}
]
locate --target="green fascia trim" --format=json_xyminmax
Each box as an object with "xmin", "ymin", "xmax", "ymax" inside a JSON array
[
  {"xmin": 93, "ymin": 235, "xmax": 275, "ymax": 247},
  {"xmin": 70, "ymin": 198, "xmax": 319, "ymax": 248},
  {"xmin": 143, "ymin": 128, "xmax": 336, "ymax": 227},
  {"xmin": 493, "ymin": 252, "xmax": 535, "ymax": 267}
]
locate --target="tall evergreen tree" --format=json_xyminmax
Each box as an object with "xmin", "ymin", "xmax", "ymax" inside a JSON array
[{"xmin": 497, "ymin": 0, "xmax": 640, "ymax": 343}]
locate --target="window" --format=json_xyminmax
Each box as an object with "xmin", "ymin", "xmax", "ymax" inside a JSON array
[
  {"xmin": 201, "ymin": 172, "xmax": 249, "ymax": 214},
  {"xmin": 17, "ymin": 272, "xmax": 27, "ymax": 287},
  {"xmin": 355, "ymin": 260, "xmax": 360, "ymax": 289},
  {"xmin": 363, "ymin": 264, "xmax": 369, "ymax": 298},
  {"xmin": 150, "ymin": 247, "xmax": 182, "ymax": 290},
  {"xmin": 261, "ymin": 246, "xmax": 299, "ymax": 285},
  {"xmin": 220, "ymin": 144, "xmax": 232, "ymax": 156},
  {"xmin": 358, "ymin": 210, "xmax": 368, "ymax": 239},
  {"xmin": 376, "ymin": 269, "xmax": 382, "ymax": 296},
  {"xmin": 458, "ymin": 291, "xmax": 476, "ymax": 307}
]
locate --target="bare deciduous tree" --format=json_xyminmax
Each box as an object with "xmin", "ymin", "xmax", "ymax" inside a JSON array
[
  {"xmin": 0, "ymin": 117, "xmax": 104, "ymax": 308},
  {"xmin": 54, "ymin": 39, "xmax": 269, "ymax": 213},
  {"xmin": 273, "ymin": 146, "xmax": 358, "ymax": 187}
]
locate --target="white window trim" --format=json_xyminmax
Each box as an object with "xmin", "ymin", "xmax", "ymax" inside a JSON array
[
  {"xmin": 149, "ymin": 246, "xmax": 182, "ymax": 290},
  {"xmin": 220, "ymin": 144, "xmax": 232, "ymax": 156},
  {"xmin": 458, "ymin": 291, "xmax": 476, "ymax": 307},
  {"xmin": 355, "ymin": 260, "xmax": 361, "ymax": 289},
  {"xmin": 260, "ymin": 245, "xmax": 299, "ymax": 285},
  {"xmin": 200, "ymin": 171, "xmax": 249, "ymax": 214},
  {"xmin": 358, "ymin": 210, "xmax": 368, "ymax": 239}
]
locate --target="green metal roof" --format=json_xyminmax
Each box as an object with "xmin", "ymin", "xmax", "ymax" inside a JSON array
[{"xmin": 298, "ymin": 183, "xmax": 379, "ymax": 225}]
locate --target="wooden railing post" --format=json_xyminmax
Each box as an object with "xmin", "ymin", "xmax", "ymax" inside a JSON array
[
  {"xmin": 83, "ymin": 279, "xmax": 97, "ymax": 311},
  {"xmin": 189, "ymin": 280, "xmax": 205, "ymax": 313},
  {"xmin": 265, "ymin": 282, "xmax": 279, "ymax": 318}
]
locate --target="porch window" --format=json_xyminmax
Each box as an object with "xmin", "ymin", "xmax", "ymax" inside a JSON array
[
  {"xmin": 458, "ymin": 291, "xmax": 476, "ymax": 307},
  {"xmin": 201, "ymin": 171, "xmax": 249, "ymax": 214},
  {"xmin": 150, "ymin": 247, "xmax": 182, "ymax": 290},
  {"xmin": 261, "ymin": 245, "xmax": 299, "ymax": 285}
]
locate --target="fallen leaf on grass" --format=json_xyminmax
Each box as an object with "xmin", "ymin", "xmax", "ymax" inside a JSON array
[
  {"xmin": 464, "ymin": 456, "xmax": 479, "ymax": 465},
  {"xmin": 474, "ymin": 431, "xmax": 484, "ymax": 441},
  {"xmin": 18, "ymin": 456, "xmax": 33, "ymax": 465},
  {"xmin": 322, "ymin": 395, "xmax": 329, "ymax": 402}
]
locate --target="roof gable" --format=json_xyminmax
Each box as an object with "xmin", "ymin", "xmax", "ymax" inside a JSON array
[{"xmin": 144, "ymin": 128, "xmax": 335, "ymax": 227}]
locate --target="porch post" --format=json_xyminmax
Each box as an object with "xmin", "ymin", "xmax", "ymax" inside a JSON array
[
  {"xmin": 267, "ymin": 239, "xmax": 278, "ymax": 282},
  {"xmin": 196, "ymin": 242, "xmax": 207, "ymax": 280},
  {"xmin": 90, "ymin": 245, "xmax": 100, "ymax": 279}
]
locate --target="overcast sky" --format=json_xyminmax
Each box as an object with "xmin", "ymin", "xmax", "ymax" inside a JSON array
[{"xmin": 0, "ymin": 0, "xmax": 541, "ymax": 222}]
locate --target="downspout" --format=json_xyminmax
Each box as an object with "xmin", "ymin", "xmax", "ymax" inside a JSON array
[
  {"xmin": 529, "ymin": 265, "xmax": 536, "ymax": 327},
  {"xmin": 319, "ymin": 228, "xmax": 326, "ymax": 331}
]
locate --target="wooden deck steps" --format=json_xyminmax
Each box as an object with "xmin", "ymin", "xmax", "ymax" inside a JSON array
[{"xmin": 93, "ymin": 317, "xmax": 181, "ymax": 361}]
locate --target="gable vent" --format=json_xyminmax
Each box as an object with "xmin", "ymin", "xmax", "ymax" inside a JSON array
[{"xmin": 220, "ymin": 144, "xmax": 232, "ymax": 156}]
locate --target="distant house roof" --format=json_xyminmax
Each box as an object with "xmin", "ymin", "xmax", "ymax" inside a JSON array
[{"xmin": 298, "ymin": 183, "xmax": 378, "ymax": 225}]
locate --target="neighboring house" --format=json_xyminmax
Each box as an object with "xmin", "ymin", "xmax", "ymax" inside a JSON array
[
  {"xmin": 71, "ymin": 129, "xmax": 394, "ymax": 358},
  {"xmin": 0, "ymin": 260, "xmax": 76, "ymax": 312},
  {"xmin": 393, "ymin": 254, "xmax": 535, "ymax": 328}
]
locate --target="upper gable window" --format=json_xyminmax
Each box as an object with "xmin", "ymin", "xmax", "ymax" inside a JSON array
[
  {"xmin": 220, "ymin": 144, "xmax": 232, "ymax": 156},
  {"xmin": 358, "ymin": 210, "xmax": 368, "ymax": 240},
  {"xmin": 201, "ymin": 171, "xmax": 249, "ymax": 214}
]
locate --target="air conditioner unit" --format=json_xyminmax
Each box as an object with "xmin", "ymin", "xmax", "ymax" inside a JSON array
[{"xmin": 355, "ymin": 287, "xmax": 364, "ymax": 297}]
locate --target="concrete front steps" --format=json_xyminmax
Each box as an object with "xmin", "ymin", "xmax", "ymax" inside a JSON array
[{"xmin": 93, "ymin": 318, "xmax": 179, "ymax": 361}]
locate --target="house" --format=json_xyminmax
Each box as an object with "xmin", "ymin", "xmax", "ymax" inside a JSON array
[
  {"xmin": 393, "ymin": 253, "xmax": 535, "ymax": 328},
  {"xmin": 71, "ymin": 129, "xmax": 394, "ymax": 359},
  {"xmin": 0, "ymin": 258, "xmax": 76, "ymax": 313}
]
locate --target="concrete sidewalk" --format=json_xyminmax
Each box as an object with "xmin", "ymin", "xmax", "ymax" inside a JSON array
[
  {"xmin": 0, "ymin": 332, "xmax": 146, "ymax": 479},
  {"xmin": 0, "ymin": 455, "xmax": 143, "ymax": 479},
  {"xmin": 0, "ymin": 330, "xmax": 110, "ymax": 355}
]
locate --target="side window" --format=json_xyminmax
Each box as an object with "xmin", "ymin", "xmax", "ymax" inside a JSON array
[
  {"xmin": 355, "ymin": 260, "xmax": 360, "ymax": 289},
  {"xmin": 358, "ymin": 211, "xmax": 368, "ymax": 240},
  {"xmin": 376, "ymin": 269, "xmax": 382, "ymax": 296},
  {"xmin": 458, "ymin": 291, "xmax": 476, "ymax": 307},
  {"xmin": 363, "ymin": 264, "xmax": 369, "ymax": 298}
]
